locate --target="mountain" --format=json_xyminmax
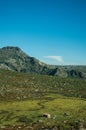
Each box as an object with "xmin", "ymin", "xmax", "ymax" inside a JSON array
[
  {"xmin": 0, "ymin": 46, "xmax": 86, "ymax": 78},
  {"xmin": 0, "ymin": 46, "xmax": 47, "ymax": 73}
]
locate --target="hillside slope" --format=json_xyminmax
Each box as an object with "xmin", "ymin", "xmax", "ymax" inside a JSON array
[
  {"xmin": 0, "ymin": 46, "xmax": 86, "ymax": 78},
  {"xmin": 0, "ymin": 69, "xmax": 86, "ymax": 101}
]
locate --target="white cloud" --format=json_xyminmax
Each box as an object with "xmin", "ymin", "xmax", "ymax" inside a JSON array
[{"xmin": 44, "ymin": 56, "xmax": 64, "ymax": 64}]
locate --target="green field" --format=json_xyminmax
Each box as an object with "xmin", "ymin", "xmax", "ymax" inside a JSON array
[
  {"xmin": 0, "ymin": 94, "xmax": 86, "ymax": 130},
  {"xmin": 0, "ymin": 70, "xmax": 86, "ymax": 129}
]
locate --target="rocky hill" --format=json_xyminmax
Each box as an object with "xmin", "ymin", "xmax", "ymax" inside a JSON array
[
  {"xmin": 0, "ymin": 46, "xmax": 48, "ymax": 73},
  {"xmin": 0, "ymin": 46, "xmax": 86, "ymax": 78}
]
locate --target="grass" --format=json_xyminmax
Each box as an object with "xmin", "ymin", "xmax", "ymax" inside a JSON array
[
  {"xmin": 0, "ymin": 93, "xmax": 86, "ymax": 129},
  {"xmin": 0, "ymin": 69, "xmax": 86, "ymax": 101},
  {"xmin": 0, "ymin": 70, "xmax": 86, "ymax": 129}
]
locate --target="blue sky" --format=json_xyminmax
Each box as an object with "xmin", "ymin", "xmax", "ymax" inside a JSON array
[{"xmin": 0, "ymin": 0, "xmax": 86, "ymax": 65}]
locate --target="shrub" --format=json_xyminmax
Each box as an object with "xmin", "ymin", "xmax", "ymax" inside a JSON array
[{"xmin": 17, "ymin": 115, "xmax": 33, "ymax": 124}]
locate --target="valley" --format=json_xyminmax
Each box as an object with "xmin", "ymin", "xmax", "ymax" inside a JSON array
[
  {"xmin": 0, "ymin": 70, "xmax": 86, "ymax": 130},
  {"xmin": 0, "ymin": 47, "xmax": 86, "ymax": 129}
]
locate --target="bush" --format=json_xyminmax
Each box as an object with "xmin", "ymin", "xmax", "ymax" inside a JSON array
[{"xmin": 18, "ymin": 115, "xmax": 33, "ymax": 124}]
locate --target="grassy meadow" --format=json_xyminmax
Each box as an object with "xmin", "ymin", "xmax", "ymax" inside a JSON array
[{"xmin": 0, "ymin": 70, "xmax": 86, "ymax": 129}]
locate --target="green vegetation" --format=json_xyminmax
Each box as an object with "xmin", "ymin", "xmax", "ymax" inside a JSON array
[
  {"xmin": 0, "ymin": 69, "xmax": 86, "ymax": 101},
  {"xmin": 0, "ymin": 70, "xmax": 86, "ymax": 129},
  {"xmin": 0, "ymin": 46, "xmax": 86, "ymax": 129},
  {"xmin": 0, "ymin": 94, "xmax": 86, "ymax": 129}
]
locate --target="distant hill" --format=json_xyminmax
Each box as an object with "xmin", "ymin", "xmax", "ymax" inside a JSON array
[{"xmin": 0, "ymin": 46, "xmax": 86, "ymax": 78}]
